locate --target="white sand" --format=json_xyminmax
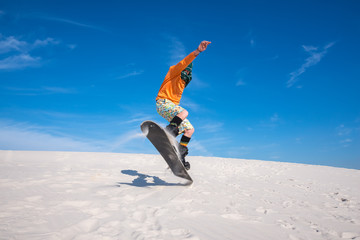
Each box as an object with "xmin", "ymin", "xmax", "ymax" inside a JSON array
[{"xmin": 0, "ymin": 150, "xmax": 359, "ymax": 240}]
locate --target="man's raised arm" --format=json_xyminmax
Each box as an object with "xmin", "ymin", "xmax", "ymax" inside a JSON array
[{"xmin": 194, "ymin": 40, "xmax": 211, "ymax": 56}]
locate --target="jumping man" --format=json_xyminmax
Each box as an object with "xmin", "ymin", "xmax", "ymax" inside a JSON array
[{"xmin": 156, "ymin": 40, "xmax": 211, "ymax": 170}]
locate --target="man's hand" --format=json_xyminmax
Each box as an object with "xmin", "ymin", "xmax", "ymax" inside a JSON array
[
  {"xmin": 198, "ymin": 41, "xmax": 211, "ymax": 52},
  {"xmin": 194, "ymin": 41, "xmax": 211, "ymax": 56}
]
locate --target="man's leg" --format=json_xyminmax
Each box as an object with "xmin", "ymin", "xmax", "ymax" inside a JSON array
[
  {"xmin": 177, "ymin": 119, "xmax": 194, "ymax": 170},
  {"xmin": 176, "ymin": 109, "xmax": 188, "ymax": 120},
  {"xmin": 166, "ymin": 109, "xmax": 189, "ymax": 136},
  {"xmin": 156, "ymin": 99, "xmax": 186, "ymax": 137},
  {"xmin": 156, "ymin": 99, "xmax": 193, "ymax": 170},
  {"xmin": 180, "ymin": 128, "xmax": 194, "ymax": 147}
]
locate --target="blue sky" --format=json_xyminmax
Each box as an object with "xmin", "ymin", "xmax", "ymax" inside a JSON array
[{"xmin": 1, "ymin": 0, "xmax": 359, "ymax": 169}]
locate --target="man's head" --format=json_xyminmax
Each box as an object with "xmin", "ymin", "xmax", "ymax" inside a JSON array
[{"xmin": 181, "ymin": 63, "xmax": 193, "ymax": 86}]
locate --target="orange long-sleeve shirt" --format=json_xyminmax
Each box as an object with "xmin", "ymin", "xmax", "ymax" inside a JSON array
[{"xmin": 156, "ymin": 52, "xmax": 196, "ymax": 105}]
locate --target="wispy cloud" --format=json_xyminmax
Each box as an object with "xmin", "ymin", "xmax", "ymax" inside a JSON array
[
  {"xmin": 0, "ymin": 35, "xmax": 59, "ymax": 70},
  {"xmin": 236, "ymin": 79, "xmax": 246, "ymax": 86},
  {"xmin": 180, "ymin": 97, "xmax": 202, "ymax": 112},
  {"xmin": 42, "ymin": 87, "xmax": 76, "ymax": 94},
  {"xmin": 0, "ymin": 120, "xmax": 102, "ymax": 152},
  {"xmin": 0, "ymin": 36, "xmax": 28, "ymax": 54},
  {"xmin": 244, "ymin": 31, "xmax": 256, "ymax": 48},
  {"xmin": 188, "ymin": 74, "xmax": 209, "ymax": 89},
  {"xmin": 33, "ymin": 38, "xmax": 60, "ymax": 47},
  {"xmin": 257, "ymin": 113, "xmax": 282, "ymax": 129},
  {"xmin": 120, "ymin": 113, "xmax": 153, "ymax": 125},
  {"xmin": 270, "ymin": 113, "xmax": 280, "ymax": 122},
  {"xmin": 0, "ymin": 54, "xmax": 41, "ymax": 70},
  {"xmin": 335, "ymin": 123, "xmax": 359, "ymax": 148},
  {"xmin": 110, "ymin": 130, "xmax": 144, "ymax": 151},
  {"xmin": 190, "ymin": 140, "xmax": 212, "ymax": 156},
  {"xmin": 67, "ymin": 44, "xmax": 77, "ymax": 50},
  {"xmin": 235, "ymin": 67, "xmax": 248, "ymax": 87},
  {"xmin": 287, "ymin": 42, "xmax": 335, "ymax": 88},
  {"xmin": 0, "ymin": 10, "xmax": 4, "ymax": 17},
  {"xmin": 165, "ymin": 35, "xmax": 186, "ymax": 65},
  {"xmin": 336, "ymin": 124, "xmax": 352, "ymax": 136},
  {"xmin": 117, "ymin": 70, "xmax": 144, "ymax": 80},
  {"xmin": 4, "ymin": 86, "xmax": 77, "ymax": 95},
  {"xmin": 197, "ymin": 121, "xmax": 224, "ymax": 133},
  {"xmin": 0, "ymin": 36, "xmax": 59, "ymax": 54},
  {"xmin": 0, "ymin": 118, "xmax": 147, "ymax": 153},
  {"xmin": 28, "ymin": 14, "xmax": 108, "ymax": 33}
]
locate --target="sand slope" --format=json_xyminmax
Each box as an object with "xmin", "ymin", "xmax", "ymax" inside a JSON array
[{"xmin": 0, "ymin": 150, "xmax": 359, "ymax": 240}]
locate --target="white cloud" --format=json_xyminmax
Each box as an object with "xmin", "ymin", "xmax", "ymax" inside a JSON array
[
  {"xmin": 67, "ymin": 44, "xmax": 77, "ymax": 50},
  {"xmin": 42, "ymin": 87, "xmax": 76, "ymax": 94},
  {"xmin": 336, "ymin": 124, "xmax": 356, "ymax": 148},
  {"xmin": 197, "ymin": 121, "xmax": 224, "ymax": 133},
  {"xmin": 117, "ymin": 70, "xmax": 144, "ymax": 80},
  {"xmin": 0, "ymin": 120, "xmax": 101, "ymax": 152},
  {"xmin": 244, "ymin": 30, "xmax": 256, "ymax": 48},
  {"xmin": 287, "ymin": 42, "xmax": 335, "ymax": 88},
  {"xmin": 0, "ymin": 35, "xmax": 60, "ymax": 70},
  {"xmin": 302, "ymin": 45, "xmax": 318, "ymax": 52},
  {"xmin": 0, "ymin": 54, "xmax": 41, "ymax": 70},
  {"xmin": 250, "ymin": 39, "xmax": 255, "ymax": 47},
  {"xmin": 165, "ymin": 35, "xmax": 186, "ymax": 65},
  {"xmin": 270, "ymin": 113, "xmax": 280, "ymax": 122},
  {"xmin": 121, "ymin": 114, "xmax": 154, "ymax": 125},
  {"xmin": 336, "ymin": 124, "xmax": 352, "ymax": 136},
  {"xmin": 339, "ymin": 138, "xmax": 352, "ymax": 148},
  {"xmin": 5, "ymin": 86, "xmax": 76, "ymax": 95},
  {"xmin": 188, "ymin": 73, "xmax": 209, "ymax": 89},
  {"xmin": 180, "ymin": 97, "xmax": 202, "ymax": 112},
  {"xmin": 0, "ymin": 36, "xmax": 59, "ymax": 54},
  {"xmin": 236, "ymin": 79, "xmax": 246, "ymax": 86},
  {"xmin": 38, "ymin": 16, "xmax": 108, "ymax": 32},
  {"xmin": 340, "ymin": 138, "xmax": 352, "ymax": 143},
  {"xmin": 33, "ymin": 38, "xmax": 60, "ymax": 47},
  {"xmin": 256, "ymin": 113, "xmax": 282, "ymax": 129},
  {"xmin": 190, "ymin": 139, "xmax": 212, "ymax": 156},
  {"xmin": 110, "ymin": 130, "xmax": 144, "ymax": 152},
  {"xmin": 0, "ymin": 117, "xmax": 149, "ymax": 153},
  {"xmin": 235, "ymin": 68, "xmax": 248, "ymax": 87},
  {"xmin": 0, "ymin": 36, "xmax": 28, "ymax": 54}
]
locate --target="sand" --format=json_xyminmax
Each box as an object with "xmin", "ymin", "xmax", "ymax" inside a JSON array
[{"xmin": 0, "ymin": 150, "xmax": 359, "ymax": 240}]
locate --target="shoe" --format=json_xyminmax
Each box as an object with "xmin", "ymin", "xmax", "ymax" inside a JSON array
[
  {"xmin": 165, "ymin": 124, "xmax": 179, "ymax": 137},
  {"xmin": 178, "ymin": 145, "xmax": 190, "ymax": 170},
  {"xmin": 178, "ymin": 144, "xmax": 188, "ymax": 157},
  {"xmin": 183, "ymin": 161, "xmax": 190, "ymax": 170}
]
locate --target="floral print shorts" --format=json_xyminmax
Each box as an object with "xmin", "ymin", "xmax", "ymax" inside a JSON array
[{"xmin": 156, "ymin": 99, "xmax": 194, "ymax": 134}]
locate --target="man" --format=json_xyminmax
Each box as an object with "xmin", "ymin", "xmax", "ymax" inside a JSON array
[{"xmin": 156, "ymin": 40, "xmax": 211, "ymax": 170}]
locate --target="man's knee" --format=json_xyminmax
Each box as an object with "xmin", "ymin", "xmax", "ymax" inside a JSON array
[
  {"xmin": 184, "ymin": 127, "xmax": 194, "ymax": 137},
  {"xmin": 177, "ymin": 110, "xmax": 188, "ymax": 120}
]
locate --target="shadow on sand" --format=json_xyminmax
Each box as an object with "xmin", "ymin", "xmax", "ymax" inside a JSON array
[{"xmin": 117, "ymin": 170, "xmax": 191, "ymax": 187}]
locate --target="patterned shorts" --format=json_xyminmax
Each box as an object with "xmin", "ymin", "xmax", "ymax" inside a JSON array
[{"xmin": 156, "ymin": 99, "xmax": 194, "ymax": 135}]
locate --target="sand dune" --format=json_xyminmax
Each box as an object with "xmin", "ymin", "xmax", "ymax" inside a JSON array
[{"xmin": 0, "ymin": 150, "xmax": 359, "ymax": 240}]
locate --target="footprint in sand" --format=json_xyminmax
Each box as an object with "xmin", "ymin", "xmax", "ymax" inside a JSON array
[
  {"xmin": 278, "ymin": 220, "xmax": 296, "ymax": 230},
  {"xmin": 341, "ymin": 232, "xmax": 359, "ymax": 239},
  {"xmin": 169, "ymin": 228, "xmax": 200, "ymax": 240}
]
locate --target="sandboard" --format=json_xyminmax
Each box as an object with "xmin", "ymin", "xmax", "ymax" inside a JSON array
[{"xmin": 141, "ymin": 120, "xmax": 193, "ymax": 182}]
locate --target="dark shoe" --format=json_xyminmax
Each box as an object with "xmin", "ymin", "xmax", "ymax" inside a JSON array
[
  {"xmin": 165, "ymin": 124, "xmax": 179, "ymax": 137},
  {"xmin": 183, "ymin": 161, "xmax": 190, "ymax": 170},
  {"xmin": 178, "ymin": 144, "xmax": 188, "ymax": 157},
  {"xmin": 178, "ymin": 145, "xmax": 190, "ymax": 170}
]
